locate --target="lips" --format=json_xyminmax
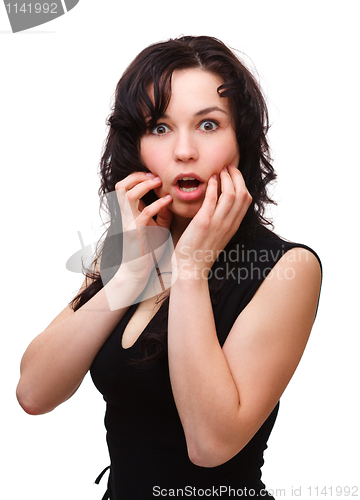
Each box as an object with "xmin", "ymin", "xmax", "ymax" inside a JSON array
[{"xmin": 173, "ymin": 173, "xmax": 204, "ymax": 201}]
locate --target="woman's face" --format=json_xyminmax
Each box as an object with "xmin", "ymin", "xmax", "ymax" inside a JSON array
[{"xmin": 140, "ymin": 68, "xmax": 240, "ymax": 221}]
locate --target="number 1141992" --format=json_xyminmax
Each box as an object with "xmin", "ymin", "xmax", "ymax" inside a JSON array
[{"xmin": 5, "ymin": 3, "xmax": 58, "ymax": 14}]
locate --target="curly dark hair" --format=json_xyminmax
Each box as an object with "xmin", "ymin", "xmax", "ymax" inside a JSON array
[{"xmin": 69, "ymin": 35, "xmax": 276, "ymax": 364}]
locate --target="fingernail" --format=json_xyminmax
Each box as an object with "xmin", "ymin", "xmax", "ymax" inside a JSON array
[
  {"xmin": 212, "ymin": 174, "xmax": 217, "ymax": 180},
  {"xmin": 164, "ymin": 194, "xmax": 172, "ymax": 200},
  {"xmin": 146, "ymin": 172, "xmax": 155, "ymax": 177},
  {"xmin": 223, "ymin": 166, "xmax": 228, "ymax": 173},
  {"xmin": 153, "ymin": 176, "xmax": 161, "ymax": 181},
  {"xmin": 229, "ymin": 163, "xmax": 236, "ymax": 168}
]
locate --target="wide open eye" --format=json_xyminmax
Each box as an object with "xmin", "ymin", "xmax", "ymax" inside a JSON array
[
  {"xmin": 199, "ymin": 120, "xmax": 219, "ymax": 132},
  {"xmin": 151, "ymin": 124, "xmax": 170, "ymax": 135}
]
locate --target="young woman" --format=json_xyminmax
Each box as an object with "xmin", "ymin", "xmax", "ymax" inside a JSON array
[{"xmin": 16, "ymin": 36, "xmax": 322, "ymax": 499}]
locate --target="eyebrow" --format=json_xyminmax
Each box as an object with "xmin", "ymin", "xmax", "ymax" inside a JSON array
[
  {"xmin": 162, "ymin": 106, "xmax": 228, "ymax": 119},
  {"xmin": 194, "ymin": 106, "xmax": 228, "ymax": 117}
]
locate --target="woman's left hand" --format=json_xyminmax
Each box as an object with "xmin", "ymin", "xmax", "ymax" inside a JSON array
[{"xmin": 173, "ymin": 164, "xmax": 252, "ymax": 278}]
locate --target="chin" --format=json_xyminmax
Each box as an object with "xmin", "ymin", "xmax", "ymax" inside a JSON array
[{"xmin": 170, "ymin": 201, "xmax": 202, "ymax": 220}]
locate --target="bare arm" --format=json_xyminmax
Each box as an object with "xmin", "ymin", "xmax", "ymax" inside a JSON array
[
  {"xmin": 16, "ymin": 273, "xmax": 139, "ymax": 415},
  {"xmin": 16, "ymin": 172, "xmax": 173, "ymax": 416},
  {"xmin": 169, "ymin": 248, "xmax": 321, "ymax": 467},
  {"xmin": 168, "ymin": 167, "xmax": 321, "ymax": 467}
]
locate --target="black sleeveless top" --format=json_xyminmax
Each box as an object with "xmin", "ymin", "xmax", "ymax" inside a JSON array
[{"xmin": 90, "ymin": 227, "xmax": 321, "ymax": 499}]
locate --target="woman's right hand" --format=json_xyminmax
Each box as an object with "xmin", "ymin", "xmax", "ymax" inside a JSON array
[{"xmin": 112, "ymin": 172, "xmax": 173, "ymax": 291}]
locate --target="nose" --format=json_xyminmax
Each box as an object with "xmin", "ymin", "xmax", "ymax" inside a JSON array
[{"xmin": 173, "ymin": 132, "xmax": 198, "ymax": 162}]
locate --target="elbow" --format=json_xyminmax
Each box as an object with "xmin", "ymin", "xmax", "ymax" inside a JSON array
[
  {"xmin": 16, "ymin": 394, "xmax": 44, "ymax": 416},
  {"xmin": 18, "ymin": 402, "xmax": 44, "ymax": 416},
  {"xmin": 187, "ymin": 437, "xmax": 240, "ymax": 468},
  {"xmin": 16, "ymin": 381, "xmax": 50, "ymax": 416},
  {"xmin": 188, "ymin": 448, "xmax": 215, "ymax": 468}
]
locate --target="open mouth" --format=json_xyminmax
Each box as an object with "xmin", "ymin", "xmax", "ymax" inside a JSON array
[{"xmin": 178, "ymin": 177, "xmax": 201, "ymax": 192}]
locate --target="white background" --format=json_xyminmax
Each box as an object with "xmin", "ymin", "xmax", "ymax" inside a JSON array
[{"xmin": 1, "ymin": 1, "xmax": 359, "ymax": 499}]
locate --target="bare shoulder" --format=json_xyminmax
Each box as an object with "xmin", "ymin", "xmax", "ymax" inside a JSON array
[
  {"xmin": 224, "ymin": 246, "xmax": 322, "ymax": 344},
  {"xmin": 268, "ymin": 246, "xmax": 322, "ymax": 292},
  {"xmin": 239, "ymin": 246, "xmax": 322, "ymax": 329},
  {"xmin": 263, "ymin": 247, "xmax": 322, "ymax": 311},
  {"xmin": 277, "ymin": 246, "xmax": 321, "ymax": 277}
]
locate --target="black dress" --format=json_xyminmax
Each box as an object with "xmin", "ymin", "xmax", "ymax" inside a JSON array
[{"xmin": 90, "ymin": 227, "xmax": 321, "ymax": 499}]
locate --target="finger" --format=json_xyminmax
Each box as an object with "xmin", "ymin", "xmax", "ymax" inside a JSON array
[
  {"xmin": 219, "ymin": 166, "xmax": 236, "ymax": 202},
  {"xmin": 209, "ymin": 167, "xmax": 237, "ymax": 222},
  {"xmin": 126, "ymin": 176, "xmax": 162, "ymax": 208},
  {"xmin": 198, "ymin": 175, "xmax": 218, "ymax": 219},
  {"xmin": 137, "ymin": 195, "xmax": 173, "ymax": 227},
  {"xmin": 115, "ymin": 187, "xmax": 136, "ymax": 230},
  {"xmin": 115, "ymin": 171, "xmax": 156, "ymax": 191},
  {"xmin": 225, "ymin": 166, "xmax": 253, "ymax": 225},
  {"xmin": 227, "ymin": 165, "xmax": 252, "ymax": 212},
  {"xmin": 116, "ymin": 176, "xmax": 162, "ymax": 221}
]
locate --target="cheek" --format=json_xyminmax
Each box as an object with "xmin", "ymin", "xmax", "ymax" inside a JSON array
[
  {"xmin": 140, "ymin": 142, "xmax": 162, "ymax": 175},
  {"xmin": 224, "ymin": 133, "xmax": 240, "ymax": 163},
  {"xmin": 208, "ymin": 137, "xmax": 239, "ymax": 172},
  {"xmin": 140, "ymin": 144, "xmax": 166, "ymax": 197}
]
